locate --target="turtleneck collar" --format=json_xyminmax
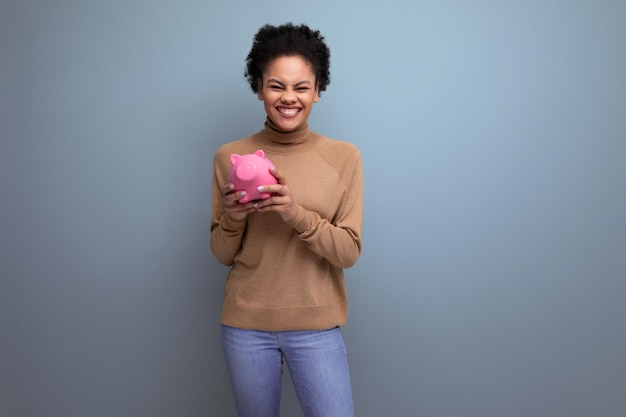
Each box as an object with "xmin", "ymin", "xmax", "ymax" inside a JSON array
[
  {"xmin": 262, "ymin": 117, "xmax": 311, "ymax": 145},
  {"xmin": 252, "ymin": 117, "xmax": 320, "ymax": 155}
]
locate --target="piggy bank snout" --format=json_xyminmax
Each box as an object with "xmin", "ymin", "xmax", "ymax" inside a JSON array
[{"xmin": 235, "ymin": 162, "xmax": 259, "ymax": 181}]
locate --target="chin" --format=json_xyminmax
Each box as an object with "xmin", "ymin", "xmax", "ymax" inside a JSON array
[{"xmin": 273, "ymin": 117, "xmax": 303, "ymax": 131}]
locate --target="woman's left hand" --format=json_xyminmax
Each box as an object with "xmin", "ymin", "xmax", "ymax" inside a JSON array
[{"xmin": 254, "ymin": 167, "xmax": 298, "ymax": 223}]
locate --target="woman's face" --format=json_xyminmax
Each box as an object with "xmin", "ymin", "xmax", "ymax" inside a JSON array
[{"xmin": 258, "ymin": 55, "xmax": 319, "ymax": 132}]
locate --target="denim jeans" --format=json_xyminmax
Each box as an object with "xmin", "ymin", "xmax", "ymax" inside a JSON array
[{"xmin": 221, "ymin": 324, "xmax": 354, "ymax": 417}]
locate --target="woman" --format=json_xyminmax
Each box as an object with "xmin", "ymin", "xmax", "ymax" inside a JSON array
[{"xmin": 210, "ymin": 22, "xmax": 363, "ymax": 417}]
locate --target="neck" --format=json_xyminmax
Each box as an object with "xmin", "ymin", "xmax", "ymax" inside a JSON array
[{"xmin": 263, "ymin": 117, "xmax": 311, "ymax": 145}]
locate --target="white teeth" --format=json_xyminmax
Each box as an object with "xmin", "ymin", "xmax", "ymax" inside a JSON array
[{"xmin": 279, "ymin": 108, "xmax": 299, "ymax": 115}]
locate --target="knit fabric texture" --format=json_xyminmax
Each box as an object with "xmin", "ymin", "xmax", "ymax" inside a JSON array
[{"xmin": 210, "ymin": 118, "xmax": 363, "ymax": 331}]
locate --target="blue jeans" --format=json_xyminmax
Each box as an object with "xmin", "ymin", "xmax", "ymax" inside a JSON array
[{"xmin": 221, "ymin": 325, "xmax": 354, "ymax": 417}]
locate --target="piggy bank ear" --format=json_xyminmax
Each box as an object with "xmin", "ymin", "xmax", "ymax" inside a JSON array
[
  {"xmin": 254, "ymin": 150, "xmax": 265, "ymax": 158},
  {"xmin": 230, "ymin": 154, "xmax": 241, "ymax": 164}
]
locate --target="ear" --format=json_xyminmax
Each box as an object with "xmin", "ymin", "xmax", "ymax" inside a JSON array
[
  {"xmin": 230, "ymin": 154, "xmax": 241, "ymax": 164},
  {"xmin": 257, "ymin": 78, "xmax": 264, "ymax": 101},
  {"xmin": 313, "ymin": 85, "xmax": 320, "ymax": 103},
  {"xmin": 254, "ymin": 150, "xmax": 265, "ymax": 158}
]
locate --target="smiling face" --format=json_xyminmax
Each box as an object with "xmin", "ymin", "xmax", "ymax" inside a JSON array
[{"xmin": 258, "ymin": 55, "xmax": 319, "ymax": 132}]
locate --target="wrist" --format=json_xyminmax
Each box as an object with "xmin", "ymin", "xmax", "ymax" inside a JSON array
[
  {"xmin": 285, "ymin": 205, "xmax": 313, "ymax": 233},
  {"xmin": 224, "ymin": 212, "xmax": 247, "ymax": 227}
]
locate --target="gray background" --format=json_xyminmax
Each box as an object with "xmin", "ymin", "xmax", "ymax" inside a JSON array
[{"xmin": 2, "ymin": 0, "xmax": 625, "ymax": 416}]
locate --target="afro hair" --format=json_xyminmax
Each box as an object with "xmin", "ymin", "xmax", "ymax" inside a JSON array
[{"xmin": 245, "ymin": 23, "xmax": 331, "ymax": 95}]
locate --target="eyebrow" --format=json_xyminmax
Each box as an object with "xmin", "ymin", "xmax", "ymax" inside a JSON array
[{"xmin": 265, "ymin": 78, "xmax": 313, "ymax": 87}]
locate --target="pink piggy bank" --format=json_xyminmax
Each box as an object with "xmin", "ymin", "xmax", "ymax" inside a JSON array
[{"xmin": 229, "ymin": 150, "xmax": 277, "ymax": 203}]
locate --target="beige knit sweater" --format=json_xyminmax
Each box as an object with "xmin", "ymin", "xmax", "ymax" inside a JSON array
[{"xmin": 210, "ymin": 119, "xmax": 363, "ymax": 331}]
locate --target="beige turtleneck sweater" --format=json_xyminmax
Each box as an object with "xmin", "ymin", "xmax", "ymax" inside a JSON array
[{"xmin": 210, "ymin": 119, "xmax": 363, "ymax": 331}]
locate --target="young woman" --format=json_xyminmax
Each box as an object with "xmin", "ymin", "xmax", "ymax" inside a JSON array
[{"xmin": 210, "ymin": 23, "xmax": 363, "ymax": 417}]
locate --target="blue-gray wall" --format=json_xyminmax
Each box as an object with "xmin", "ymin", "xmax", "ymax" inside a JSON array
[{"xmin": 3, "ymin": 1, "xmax": 625, "ymax": 416}]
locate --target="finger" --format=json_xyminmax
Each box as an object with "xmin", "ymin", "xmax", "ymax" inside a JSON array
[
  {"xmin": 257, "ymin": 184, "xmax": 289, "ymax": 197},
  {"xmin": 269, "ymin": 167, "xmax": 287, "ymax": 184},
  {"xmin": 222, "ymin": 183, "xmax": 236, "ymax": 195},
  {"xmin": 231, "ymin": 191, "xmax": 251, "ymax": 204},
  {"xmin": 230, "ymin": 204, "xmax": 256, "ymax": 214},
  {"xmin": 226, "ymin": 199, "xmax": 256, "ymax": 216}
]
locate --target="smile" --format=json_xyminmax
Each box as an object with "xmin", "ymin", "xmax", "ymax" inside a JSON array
[{"xmin": 277, "ymin": 107, "xmax": 301, "ymax": 116}]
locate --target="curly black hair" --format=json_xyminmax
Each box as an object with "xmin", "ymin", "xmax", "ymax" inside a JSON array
[{"xmin": 245, "ymin": 23, "xmax": 331, "ymax": 95}]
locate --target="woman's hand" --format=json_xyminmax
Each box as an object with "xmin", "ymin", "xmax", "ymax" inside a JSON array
[
  {"xmin": 221, "ymin": 183, "xmax": 258, "ymax": 221},
  {"xmin": 254, "ymin": 167, "xmax": 298, "ymax": 223}
]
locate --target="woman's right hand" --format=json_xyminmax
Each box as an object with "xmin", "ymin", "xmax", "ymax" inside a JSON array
[{"xmin": 222, "ymin": 184, "xmax": 258, "ymax": 221}]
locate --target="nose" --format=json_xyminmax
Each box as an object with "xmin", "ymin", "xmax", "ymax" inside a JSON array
[{"xmin": 281, "ymin": 90, "xmax": 296, "ymax": 104}]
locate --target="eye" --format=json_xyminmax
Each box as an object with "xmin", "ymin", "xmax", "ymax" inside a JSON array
[{"xmin": 269, "ymin": 85, "xmax": 283, "ymax": 91}]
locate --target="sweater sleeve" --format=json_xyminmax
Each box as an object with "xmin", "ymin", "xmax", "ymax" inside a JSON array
[
  {"xmin": 286, "ymin": 147, "xmax": 363, "ymax": 269},
  {"xmin": 209, "ymin": 149, "xmax": 247, "ymax": 266}
]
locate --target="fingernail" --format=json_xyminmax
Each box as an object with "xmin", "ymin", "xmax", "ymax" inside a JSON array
[
  {"xmin": 253, "ymin": 202, "xmax": 259, "ymax": 208},
  {"xmin": 240, "ymin": 191, "xmax": 247, "ymax": 196},
  {"xmin": 257, "ymin": 186, "xmax": 264, "ymax": 191},
  {"xmin": 228, "ymin": 184, "xmax": 234, "ymax": 190}
]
